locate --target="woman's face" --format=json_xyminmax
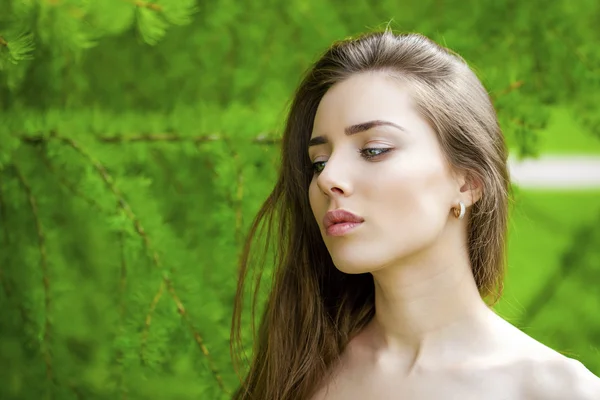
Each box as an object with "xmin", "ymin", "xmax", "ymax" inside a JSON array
[{"xmin": 308, "ymin": 71, "xmax": 460, "ymax": 274}]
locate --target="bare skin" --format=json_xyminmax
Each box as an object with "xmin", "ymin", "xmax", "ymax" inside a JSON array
[
  {"xmin": 310, "ymin": 309, "xmax": 600, "ymax": 399},
  {"xmin": 306, "ymin": 71, "xmax": 600, "ymax": 399}
]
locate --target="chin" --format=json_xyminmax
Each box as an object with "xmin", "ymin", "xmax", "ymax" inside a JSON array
[
  {"xmin": 329, "ymin": 251, "xmax": 392, "ymax": 275},
  {"xmin": 327, "ymin": 239, "xmax": 420, "ymax": 275}
]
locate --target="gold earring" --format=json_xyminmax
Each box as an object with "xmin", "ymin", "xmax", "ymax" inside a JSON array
[{"xmin": 452, "ymin": 202, "xmax": 465, "ymax": 220}]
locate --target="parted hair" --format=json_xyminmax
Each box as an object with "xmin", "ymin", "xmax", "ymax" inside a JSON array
[{"xmin": 230, "ymin": 28, "xmax": 511, "ymax": 400}]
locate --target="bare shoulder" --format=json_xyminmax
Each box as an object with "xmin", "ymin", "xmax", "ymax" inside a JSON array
[
  {"xmin": 523, "ymin": 356, "xmax": 600, "ymax": 400},
  {"xmin": 492, "ymin": 318, "xmax": 600, "ymax": 399}
]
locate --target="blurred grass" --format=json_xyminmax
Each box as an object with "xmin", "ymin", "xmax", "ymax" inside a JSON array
[
  {"xmin": 497, "ymin": 189, "xmax": 600, "ymax": 319},
  {"xmin": 534, "ymin": 106, "xmax": 600, "ymax": 155}
]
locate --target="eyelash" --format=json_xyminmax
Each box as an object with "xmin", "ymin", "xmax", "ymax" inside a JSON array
[{"xmin": 311, "ymin": 147, "xmax": 392, "ymax": 174}]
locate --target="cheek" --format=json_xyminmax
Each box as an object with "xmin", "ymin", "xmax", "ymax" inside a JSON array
[
  {"xmin": 372, "ymin": 161, "xmax": 451, "ymax": 248},
  {"xmin": 307, "ymin": 155, "xmax": 453, "ymax": 273},
  {"xmin": 308, "ymin": 181, "xmax": 322, "ymax": 220}
]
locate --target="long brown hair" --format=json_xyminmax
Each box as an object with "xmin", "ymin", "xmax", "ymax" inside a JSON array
[{"xmin": 230, "ymin": 29, "xmax": 510, "ymax": 400}]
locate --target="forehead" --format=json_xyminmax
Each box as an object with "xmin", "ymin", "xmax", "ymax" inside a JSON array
[{"xmin": 312, "ymin": 72, "xmax": 416, "ymax": 131}]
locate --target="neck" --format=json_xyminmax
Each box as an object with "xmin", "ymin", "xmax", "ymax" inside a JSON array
[{"xmin": 359, "ymin": 238, "xmax": 500, "ymax": 372}]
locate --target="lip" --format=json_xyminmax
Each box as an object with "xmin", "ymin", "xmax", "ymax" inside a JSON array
[{"xmin": 323, "ymin": 209, "xmax": 364, "ymax": 237}]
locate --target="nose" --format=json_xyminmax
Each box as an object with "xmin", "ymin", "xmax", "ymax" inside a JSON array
[{"xmin": 315, "ymin": 153, "xmax": 353, "ymax": 197}]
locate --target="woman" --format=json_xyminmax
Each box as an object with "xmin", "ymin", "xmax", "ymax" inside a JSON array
[{"xmin": 230, "ymin": 29, "xmax": 600, "ymax": 399}]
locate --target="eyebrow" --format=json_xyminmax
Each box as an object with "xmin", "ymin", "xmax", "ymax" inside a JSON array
[{"xmin": 308, "ymin": 120, "xmax": 407, "ymax": 148}]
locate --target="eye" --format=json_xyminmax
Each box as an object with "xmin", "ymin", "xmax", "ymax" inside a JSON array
[
  {"xmin": 311, "ymin": 147, "xmax": 392, "ymax": 174},
  {"xmin": 311, "ymin": 161, "xmax": 326, "ymax": 174},
  {"xmin": 360, "ymin": 147, "xmax": 391, "ymax": 159}
]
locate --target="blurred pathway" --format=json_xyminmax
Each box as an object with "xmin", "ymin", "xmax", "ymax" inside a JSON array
[{"xmin": 508, "ymin": 155, "xmax": 600, "ymax": 189}]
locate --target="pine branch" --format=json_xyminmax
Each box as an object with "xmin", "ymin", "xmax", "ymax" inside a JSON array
[
  {"xmin": 98, "ymin": 133, "xmax": 221, "ymax": 143},
  {"xmin": 222, "ymin": 136, "xmax": 245, "ymax": 249},
  {"xmin": 142, "ymin": 277, "xmax": 231, "ymax": 394},
  {"xmin": 109, "ymin": 230, "xmax": 129, "ymax": 400},
  {"xmin": 150, "ymin": 149, "xmax": 184, "ymax": 193},
  {"xmin": 0, "ymin": 170, "xmax": 36, "ymax": 343},
  {"xmin": 131, "ymin": 0, "xmax": 163, "ymax": 12},
  {"xmin": 48, "ymin": 132, "xmax": 229, "ymax": 394},
  {"xmin": 38, "ymin": 148, "xmax": 112, "ymax": 215},
  {"xmin": 163, "ymin": 275, "xmax": 230, "ymax": 395},
  {"xmin": 117, "ymin": 230, "xmax": 128, "ymax": 400},
  {"xmin": 252, "ymin": 133, "xmax": 282, "ymax": 145},
  {"xmin": 21, "ymin": 132, "xmax": 281, "ymax": 145},
  {"xmin": 98, "ymin": 131, "xmax": 281, "ymax": 145},
  {"xmin": 494, "ymin": 80, "xmax": 525, "ymax": 98},
  {"xmin": 235, "ymin": 168, "xmax": 244, "ymax": 247},
  {"xmin": 140, "ymin": 279, "xmax": 165, "ymax": 364},
  {"xmin": 200, "ymin": 156, "xmax": 237, "ymax": 215},
  {"xmin": 0, "ymin": 32, "xmax": 35, "ymax": 65},
  {"xmin": 68, "ymin": 381, "xmax": 85, "ymax": 400},
  {"xmin": 129, "ymin": 0, "xmax": 198, "ymax": 25},
  {"xmin": 13, "ymin": 164, "xmax": 54, "ymax": 386},
  {"xmin": 0, "ymin": 172, "xmax": 11, "ymax": 296}
]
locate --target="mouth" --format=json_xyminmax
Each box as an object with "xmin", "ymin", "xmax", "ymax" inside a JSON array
[
  {"xmin": 325, "ymin": 221, "xmax": 363, "ymax": 237},
  {"xmin": 323, "ymin": 209, "xmax": 364, "ymax": 237}
]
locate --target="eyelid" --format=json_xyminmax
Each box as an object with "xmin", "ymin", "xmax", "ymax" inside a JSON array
[
  {"xmin": 308, "ymin": 134, "xmax": 395, "ymax": 153},
  {"xmin": 310, "ymin": 144, "xmax": 392, "ymax": 160},
  {"xmin": 311, "ymin": 146, "xmax": 393, "ymax": 174}
]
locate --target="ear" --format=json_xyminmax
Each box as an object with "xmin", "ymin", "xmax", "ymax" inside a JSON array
[{"xmin": 457, "ymin": 171, "xmax": 483, "ymax": 207}]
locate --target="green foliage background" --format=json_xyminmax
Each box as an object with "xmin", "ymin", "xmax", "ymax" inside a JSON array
[{"xmin": 0, "ymin": 0, "xmax": 599, "ymax": 398}]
